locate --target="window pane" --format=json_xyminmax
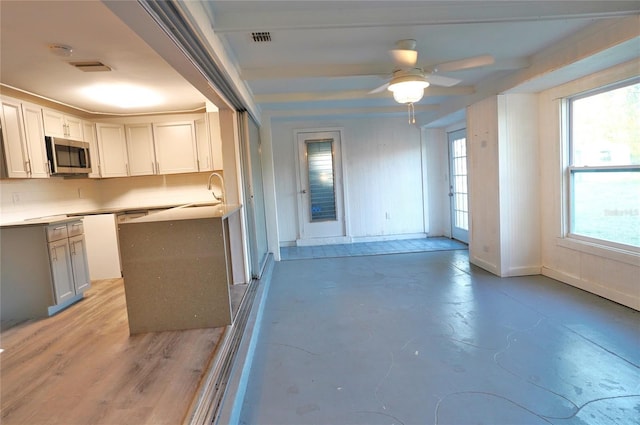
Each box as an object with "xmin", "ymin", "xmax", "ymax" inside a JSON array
[
  {"xmin": 571, "ymin": 82, "xmax": 640, "ymax": 166},
  {"xmin": 572, "ymin": 170, "xmax": 640, "ymax": 247},
  {"xmin": 306, "ymin": 140, "xmax": 337, "ymax": 221}
]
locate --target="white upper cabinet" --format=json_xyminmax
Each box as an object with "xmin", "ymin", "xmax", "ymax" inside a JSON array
[
  {"xmin": 42, "ymin": 109, "xmax": 83, "ymax": 141},
  {"xmin": 152, "ymin": 121, "xmax": 198, "ymax": 174},
  {"xmin": 21, "ymin": 102, "xmax": 49, "ymax": 178},
  {"xmin": 125, "ymin": 123, "xmax": 156, "ymax": 176},
  {"xmin": 0, "ymin": 97, "xmax": 49, "ymax": 178},
  {"xmin": 82, "ymin": 121, "xmax": 101, "ymax": 178},
  {"xmin": 195, "ymin": 112, "xmax": 223, "ymax": 172},
  {"xmin": 208, "ymin": 112, "xmax": 223, "ymax": 171},
  {"xmin": 96, "ymin": 123, "xmax": 128, "ymax": 178},
  {"xmin": 195, "ymin": 117, "xmax": 213, "ymax": 172}
]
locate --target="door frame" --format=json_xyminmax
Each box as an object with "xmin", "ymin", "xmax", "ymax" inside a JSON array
[
  {"xmin": 294, "ymin": 128, "xmax": 350, "ymax": 246},
  {"xmin": 447, "ymin": 128, "xmax": 470, "ymax": 243}
]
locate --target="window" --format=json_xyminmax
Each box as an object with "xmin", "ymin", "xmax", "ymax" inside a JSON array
[
  {"xmin": 568, "ymin": 79, "xmax": 640, "ymax": 249},
  {"xmin": 306, "ymin": 139, "xmax": 337, "ymax": 222}
]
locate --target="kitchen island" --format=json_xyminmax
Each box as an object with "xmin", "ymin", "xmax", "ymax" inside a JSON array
[{"xmin": 118, "ymin": 204, "xmax": 244, "ymax": 334}]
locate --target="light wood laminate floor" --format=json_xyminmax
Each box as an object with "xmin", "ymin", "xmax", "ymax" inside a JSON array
[{"xmin": 0, "ymin": 278, "xmax": 225, "ymax": 425}]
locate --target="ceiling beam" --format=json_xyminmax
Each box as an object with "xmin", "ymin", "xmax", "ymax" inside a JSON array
[
  {"xmin": 265, "ymin": 104, "xmax": 440, "ymax": 118},
  {"xmin": 241, "ymin": 59, "xmax": 529, "ymax": 81},
  {"xmin": 254, "ymin": 86, "xmax": 474, "ymax": 103}
]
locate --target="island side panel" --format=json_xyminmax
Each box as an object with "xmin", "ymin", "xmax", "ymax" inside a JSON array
[
  {"xmin": 1, "ymin": 226, "xmax": 55, "ymax": 322},
  {"xmin": 118, "ymin": 217, "xmax": 232, "ymax": 334}
]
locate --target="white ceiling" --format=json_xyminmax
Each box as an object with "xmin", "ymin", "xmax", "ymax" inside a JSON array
[
  {"xmin": 0, "ymin": 0, "xmax": 207, "ymax": 115},
  {"xmin": 1, "ymin": 1, "xmax": 638, "ymax": 124}
]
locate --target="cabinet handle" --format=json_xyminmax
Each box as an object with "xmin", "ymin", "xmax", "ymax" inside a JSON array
[
  {"xmin": 53, "ymin": 225, "xmax": 66, "ymax": 231},
  {"xmin": 156, "ymin": 162, "xmax": 160, "ymax": 174},
  {"xmin": 25, "ymin": 159, "xmax": 31, "ymax": 174},
  {"xmin": 70, "ymin": 241, "xmax": 76, "ymax": 255},
  {"xmin": 47, "ymin": 160, "xmax": 52, "ymax": 175}
]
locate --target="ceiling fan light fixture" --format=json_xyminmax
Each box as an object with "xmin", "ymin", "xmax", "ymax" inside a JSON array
[{"xmin": 388, "ymin": 79, "xmax": 429, "ymax": 104}]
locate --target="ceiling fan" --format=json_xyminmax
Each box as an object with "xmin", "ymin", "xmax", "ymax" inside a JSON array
[{"xmin": 372, "ymin": 39, "xmax": 495, "ymax": 105}]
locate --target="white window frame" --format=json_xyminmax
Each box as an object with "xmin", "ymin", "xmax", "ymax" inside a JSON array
[{"xmin": 559, "ymin": 78, "xmax": 640, "ymax": 264}]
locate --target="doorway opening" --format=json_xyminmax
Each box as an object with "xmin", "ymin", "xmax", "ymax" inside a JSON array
[{"xmin": 448, "ymin": 129, "xmax": 469, "ymax": 244}]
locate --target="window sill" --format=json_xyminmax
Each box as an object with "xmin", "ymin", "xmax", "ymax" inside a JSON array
[{"xmin": 556, "ymin": 236, "xmax": 640, "ymax": 267}]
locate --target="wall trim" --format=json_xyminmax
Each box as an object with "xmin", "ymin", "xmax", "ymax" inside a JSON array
[{"xmin": 542, "ymin": 266, "xmax": 639, "ymax": 311}]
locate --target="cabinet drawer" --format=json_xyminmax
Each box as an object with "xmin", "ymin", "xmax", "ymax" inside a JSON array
[
  {"xmin": 46, "ymin": 224, "xmax": 69, "ymax": 242},
  {"xmin": 66, "ymin": 221, "xmax": 84, "ymax": 237}
]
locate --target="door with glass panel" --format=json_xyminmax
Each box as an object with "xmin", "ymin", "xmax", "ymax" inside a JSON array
[
  {"xmin": 296, "ymin": 130, "xmax": 346, "ymax": 242},
  {"xmin": 448, "ymin": 129, "xmax": 469, "ymax": 243}
]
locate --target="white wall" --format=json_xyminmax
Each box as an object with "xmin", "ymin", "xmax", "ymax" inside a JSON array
[
  {"xmin": 538, "ymin": 59, "xmax": 639, "ymax": 310},
  {"xmin": 270, "ymin": 117, "xmax": 430, "ymax": 245},
  {"xmin": 467, "ymin": 94, "xmax": 541, "ymax": 277},
  {"xmin": 422, "ymin": 128, "xmax": 450, "ymax": 237}
]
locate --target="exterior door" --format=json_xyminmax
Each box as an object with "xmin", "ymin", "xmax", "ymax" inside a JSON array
[
  {"xmin": 296, "ymin": 130, "xmax": 346, "ymax": 244},
  {"xmin": 240, "ymin": 112, "xmax": 269, "ymax": 278},
  {"xmin": 448, "ymin": 129, "xmax": 469, "ymax": 243}
]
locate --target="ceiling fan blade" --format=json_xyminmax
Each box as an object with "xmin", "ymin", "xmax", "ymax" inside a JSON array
[
  {"xmin": 424, "ymin": 74, "xmax": 461, "ymax": 87},
  {"xmin": 390, "ymin": 49, "xmax": 418, "ymax": 67},
  {"xmin": 434, "ymin": 54, "xmax": 495, "ymax": 72},
  {"xmin": 368, "ymin": 82, "xmax": 390, "ymax": 94}
]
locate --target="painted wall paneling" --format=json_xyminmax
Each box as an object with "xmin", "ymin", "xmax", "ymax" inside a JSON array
[
  {"xmin": 271, "ymin": 118, "xmax": 426, "ymax": 244},
  {"xmin": 467, "ymin": 94, "xmax": 541, "ymax": 277}
]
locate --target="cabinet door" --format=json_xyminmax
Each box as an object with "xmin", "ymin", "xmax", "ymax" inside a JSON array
[
  {"xmin": 153, "ymin": 122, "xmax": 198, "ymax": 174},
  {"xmin": 49, "ymin": 239, "xmax": 75, "ymax": 304},
  {"xmin": 126, "ymin": 123, "xmax": 156, "ymax": 176},
  {"xmin": 42, "ymin": 109, "xmax": 83, "ymax": 141},
  {"xmin": 96, "ymin": 123, "xmax": 129, "ymax": 177},
  {"xmin": 83, "ymin": 121, "xmax": 101, "ymax": 178},
  {"xmin": 42, "ymin": 109, "xmax": 66, "ymax": 138},
  {"xmin": 195, "ymin": 117, "xmax": 213, "ymax": 172},
  {"xmin": 21, "ymin": 103, "xmax": 49, "ymax": 178},
  {"xmin": 207, "ymin": 112, "xmax": 224, "ymax": 170},
  {"xmin": 0, "ymin": 98, "xmax": 29, "ymax": 178},
  {"xmin": 69, "ymin": 235, "xmax": 91, "ymax": 293},
  {"xmin": 65, "ymin": 115, "xmax": 84, "ymax": 141}
]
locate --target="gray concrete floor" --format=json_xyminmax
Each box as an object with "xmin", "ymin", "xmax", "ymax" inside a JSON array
[{"xmin": 239, "ymin": 250, "xmax": 640, "ymax": 425}]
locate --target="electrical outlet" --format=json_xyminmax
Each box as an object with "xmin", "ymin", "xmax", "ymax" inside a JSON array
[{"xmin": 385, "ymin": 212, "xmax": 391, "ymax": 220}]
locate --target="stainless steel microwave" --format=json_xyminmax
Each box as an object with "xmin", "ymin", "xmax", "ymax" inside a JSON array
[{"xmin": 45, "ymin": 136, "xmax": 92, "ymax": 175}]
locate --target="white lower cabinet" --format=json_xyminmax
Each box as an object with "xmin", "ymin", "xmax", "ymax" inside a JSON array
[
  {"xmin": 47, "ymin": 221, "xmax": 91, "ymax": 304},
  {"xmin": 48, "ymin": 237, "xmax": 76, "ymax": 304},
  {"xmin": 0, "ymin": 219, "xmax": 91, "ymax": 322}
]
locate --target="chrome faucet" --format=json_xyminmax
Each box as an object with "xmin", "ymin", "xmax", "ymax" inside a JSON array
[{"xmin": 207, "ymin": 172, "xmax": 225, "ymax": 203}]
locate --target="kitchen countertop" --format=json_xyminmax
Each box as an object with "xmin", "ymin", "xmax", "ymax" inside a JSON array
[
  {"xmin": 0, "ymin": 201, "xmax": 223, "ymax": 229},
  {"xmin": 69, "ymin": 201, "xmax": 221, "ymax": 216},
  {"xmin": 0, "ymin": 215, "xmax": 85, "ymax": 228},
  {"xmin": 120, "ymin": 204, "xmax": 242, "ymax": 224}
]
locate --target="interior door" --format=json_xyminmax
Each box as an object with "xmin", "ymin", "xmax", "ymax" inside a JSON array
[
  {"xmin": 296, "ymin": 130, "xmax": 346, "ymax": 244},
  {"xmin": 448, "ymin": 129, "xmax": 469, "ymax": 243}
]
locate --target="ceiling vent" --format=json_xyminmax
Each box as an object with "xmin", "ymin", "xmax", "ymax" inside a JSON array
[
  {"xmin": 251, "ymin": 32, "xmax": 271, "ymax": 43},
  {"xmin": 69, "ymin": 61, "xmax": 112, "ymax": 72}
]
